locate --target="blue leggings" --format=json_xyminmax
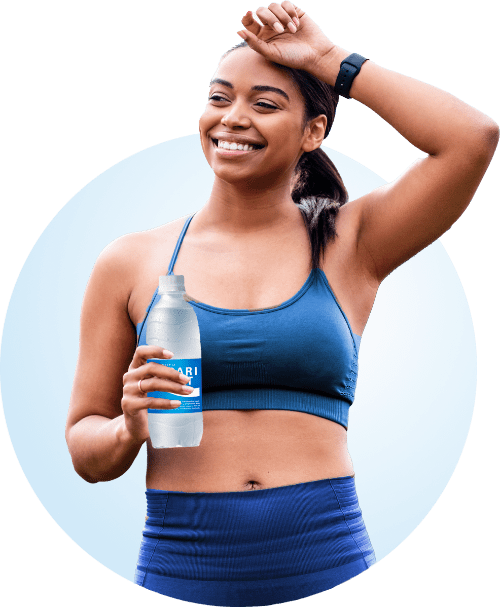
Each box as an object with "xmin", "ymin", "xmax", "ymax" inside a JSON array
[{"xmin": 134, "ymin": 476, "xmax": 376, "ymax": 606}]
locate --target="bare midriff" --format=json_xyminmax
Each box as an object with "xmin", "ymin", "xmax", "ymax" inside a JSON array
[{"xmin": 146, "ymin": 409, "xmax": 355, "ymax": 492}]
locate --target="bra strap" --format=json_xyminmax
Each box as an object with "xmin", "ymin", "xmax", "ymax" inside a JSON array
[{"xmin": 166, "ymin": 212, "xmax": 197, "ymax": 275}]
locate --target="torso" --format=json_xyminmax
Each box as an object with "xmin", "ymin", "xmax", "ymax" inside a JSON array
[{"xmin": 127, "ymin": 205, "xmax": 379, "ymax": 492}]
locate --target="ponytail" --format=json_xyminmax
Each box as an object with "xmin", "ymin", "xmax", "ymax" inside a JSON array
[{"xmin": 292, "ymin": 148, "xmax": 348, "ymax": 269}]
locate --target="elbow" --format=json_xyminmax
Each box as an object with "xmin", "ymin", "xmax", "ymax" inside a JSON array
[
  {"xmin": 65, "ymin": 424, "xmax": 100, "ymax": 484},
  {"xmin": 67, "ymin": 448, "xmax": 100, "ymax": 484},
  {"xmin": 467, "ymin": 117, "xmax": 499, "ymax": 162},
  {"xmin": 485, "ymin": 119, "xmax": 500, "ymax": 153},
  {"xmin": 77, "ymin": 469, "xmax": 100, "ymax": 484},
  {"xmin": 70, "ymin": 453, "xmax": 113, "ymax": 484}
]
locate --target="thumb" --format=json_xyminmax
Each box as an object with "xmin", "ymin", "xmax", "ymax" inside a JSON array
[{"xmin": 237, "ymin": 29, "xmax": 273, "ymax": 60}]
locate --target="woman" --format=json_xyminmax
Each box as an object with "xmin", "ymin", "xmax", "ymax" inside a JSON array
[{"xmin": 65, "ymin": 2, "xmax": 498, "ymax": 605}]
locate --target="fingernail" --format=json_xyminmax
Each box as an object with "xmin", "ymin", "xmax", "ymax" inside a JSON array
[
  {"xmin": 238, "ymin": 30, "xmax": 248, "ymax": 39},
  {"xmin": 273, "ymin": 21, "xmax": 285, "ymax": 33},
  {"xmin": 293, "ymin": 17, "xmax": 300, "ymax": 26},
  {"xmin": 183, "ymin": 385, "xmax": 194, "ymax": 393},
  {"xmin": 163, "ymin": 350, "xmax": 174, "ymax": 357},
  {"xmin": 287, "ymin": 21, "xmax": 297, "ymax": 33},
  {"xmin": 170, "ymin": 401, "xmax": 181, "ymax": 406},
  {"xmin": 179, "ymin": 373, "xmax": 190, "ymax": 383}
]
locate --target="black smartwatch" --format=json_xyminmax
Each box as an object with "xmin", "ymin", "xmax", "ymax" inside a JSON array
[{"xmin": 334, "ymin": 53, "xmax": 369, "ymax": 99}]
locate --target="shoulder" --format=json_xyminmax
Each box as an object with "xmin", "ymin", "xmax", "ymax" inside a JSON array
[
  {"xmin": 90, "ymin": 214, "xmax": 192, "ymax": 297},
  {"xmin": 95, "ymin": 214, "xmax": 192, "ymax": 270}
]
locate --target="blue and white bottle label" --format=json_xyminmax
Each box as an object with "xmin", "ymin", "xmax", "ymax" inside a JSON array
[{"xmin": 146, "ymin": 358, "xmax": 202, "ymax": 414}]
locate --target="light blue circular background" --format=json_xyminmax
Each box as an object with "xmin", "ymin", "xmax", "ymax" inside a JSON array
[{"xmin": 1, "ymin": 134, "xmax": 476, "ymax": 583}]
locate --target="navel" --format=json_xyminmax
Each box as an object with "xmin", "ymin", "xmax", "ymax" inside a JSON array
[{"xmin": 244, "ymin": 480, "xmax": 262, "ymax": 490}]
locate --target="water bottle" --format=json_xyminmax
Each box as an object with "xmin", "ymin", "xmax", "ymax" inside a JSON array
[{"xmin": 145, "ymin": 274, "xmax": 203, "ymax": 448}]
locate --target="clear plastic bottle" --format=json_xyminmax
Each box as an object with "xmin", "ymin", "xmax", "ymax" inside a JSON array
[{"xmin": 145, "ymin": 274, "xmax": 203, "ymax": 448}]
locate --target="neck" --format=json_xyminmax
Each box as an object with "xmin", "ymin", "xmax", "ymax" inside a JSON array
[{"xmin": 199, "ymin": 176, "xmax": 302, "ymax": 234}]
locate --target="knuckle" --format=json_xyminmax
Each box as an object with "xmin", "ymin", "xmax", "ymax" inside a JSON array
[
  {"xmin": 121, "ymin": 395, "xmax": 130, "ymax": 412},
  {"xmin": 145, "ymin": 361, "xmax": 156, "ymax": 373}
]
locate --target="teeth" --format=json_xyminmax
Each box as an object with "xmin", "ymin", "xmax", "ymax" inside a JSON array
[{"xmin": 216, "ymin": 139, "xmax": 256, "ymax": 151}]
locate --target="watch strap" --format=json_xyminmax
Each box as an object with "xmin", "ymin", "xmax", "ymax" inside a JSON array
[{"xmin": 334, "ymin": 53, "xmax": 369, "ymax": 99}]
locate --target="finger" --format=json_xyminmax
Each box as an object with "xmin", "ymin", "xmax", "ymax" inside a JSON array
[
  {"xmin": 129, "ymin": 345, "xmax": 174, "ymax": 369},
  {"xmin": 125, "ymin": 360, "xmax": 191, "ymax": 388},
  {"xmin": 281, "ymin": 1, "xmax": 300, "ymax": 27},
  {"xmin": 147, "ymin": 398, "xmax": 182, "ymax": 410},
  {"xmin": 143, "ymin": 360, "xmax": 192, "ymax": 385},
  {"xmin": 237, "ymin": 29, "xmax": 273, "ymax": 59},
  {"xmin": 241, "ymin": 10, "xmax": 261, "ymax": 36},
  {"xmin": 138, "ymin": 376, "xmax": 195, "ymax": 396},
  {"xmin": 255, "ymin": 6, "xmax": 289, "ymax": 34},
  {"xmin": 293, "ymin": 5, "xmax": 306, "ymax": 19},
  {"xmin": 266, "ymin": 2, "xmax": 298, "ymax": 32},
  {"xmin": 123, "ymin": 395, "xmax": 181, "ymax": 415}
]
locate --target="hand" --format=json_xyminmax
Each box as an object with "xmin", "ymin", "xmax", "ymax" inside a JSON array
[
  {"xmin": 121, "ymin": 345, "xmax": 194, "ymax": 444},
  {"xmin": 237, "ymin": 2, "xmax": 336, "ymax": 78}
]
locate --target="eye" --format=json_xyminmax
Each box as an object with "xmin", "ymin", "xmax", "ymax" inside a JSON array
[
  {"xmin": 208, "ymin": 94, "xmax": 229, "ymax": 103},
  {"xmin": 255, "ymin": 101, "xmax": 278, "ymax": 110}
]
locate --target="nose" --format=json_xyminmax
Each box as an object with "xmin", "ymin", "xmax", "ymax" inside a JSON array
[{"xmin": 221, "ymin": 100, "xmax": 251, "ymax": 129}]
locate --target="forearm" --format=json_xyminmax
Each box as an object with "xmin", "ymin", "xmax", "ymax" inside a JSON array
[
  {"xmin": 318, "ymin": 47, "xmax": 498, "ymax": 158},
  {"xmin": 67, "ymin": 414, "xmax": 144, "ymax": 483}
]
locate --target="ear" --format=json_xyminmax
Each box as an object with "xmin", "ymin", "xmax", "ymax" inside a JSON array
[{"xmin": 302, "ymin": 115, "xmax": 327, "ymax": 153}]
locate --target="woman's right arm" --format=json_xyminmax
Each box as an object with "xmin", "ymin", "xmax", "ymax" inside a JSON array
[{"xmin": 65, "ymin": 235, "xmax": 190, "ymax": 483}]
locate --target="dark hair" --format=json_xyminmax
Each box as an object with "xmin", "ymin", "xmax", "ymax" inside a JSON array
[{"xmin": 222, "ymin": 41, "xmax": 348, "ymax": 269}]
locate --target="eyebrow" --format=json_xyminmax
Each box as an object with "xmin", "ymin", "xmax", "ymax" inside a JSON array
[{"xmin": 209, "ymin": 78, "xmax": 290, "ymax": 102}]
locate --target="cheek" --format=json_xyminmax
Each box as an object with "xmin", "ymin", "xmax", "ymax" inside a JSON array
[
  {"xmin": 198, "ymin": 111, "xmax": 209, "ymax": 137},
  {"xmin": 198, "ymin": 110, "xmax": 214, "ymax": 160}
]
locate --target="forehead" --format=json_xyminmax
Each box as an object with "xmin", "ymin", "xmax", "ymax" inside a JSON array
[{"xmin": 214, "ymin": 47, "xmax": 301, "ymax": 102}]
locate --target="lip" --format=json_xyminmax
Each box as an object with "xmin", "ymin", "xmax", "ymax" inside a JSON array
[
  {"xmin": 212, "ymin": 141, "xmax": 262, "ymax": 156},
  {"xmin": 210, "ymin": 133, "xmax": 266, "ymax": 148},
  {"xmin": 209, "ymin": 133, "xmax": 266, "ymax": 158},
  {"xmin": 211, "ymin": 137, "xmax": 265, "ymax": 157}
]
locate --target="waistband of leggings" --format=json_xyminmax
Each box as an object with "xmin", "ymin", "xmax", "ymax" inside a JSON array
[{"xmin": 145, "ymin": 474, "xmax": 355, "ymax": 497}]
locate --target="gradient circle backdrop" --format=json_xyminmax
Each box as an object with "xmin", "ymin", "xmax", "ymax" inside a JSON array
[
  {"xmin": 0, "ymin": 134, "xmax": 476, "ymax": 584},
  {"xmin": 0, "ymin": 0, "xmax": 500, "ymax": 607}
]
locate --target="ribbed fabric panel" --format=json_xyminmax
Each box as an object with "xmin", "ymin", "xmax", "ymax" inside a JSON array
[
  {"xmin": 139, "ymin": 560, "xmax": 368, "ymax": 606},
  {"xmin": 135, "ymin": 477, "xmax": 375, "ymax": 605},
  {"xmin": 202, "ymin": 387, "xmax": 350, "ymax": 429},
  {"xmin": 329, "ymin": 479, "xmax": 377, "ymax": 567},
  {"xmin": 216, "ymin": 361, "xmax": 271, "ymax": 386}
]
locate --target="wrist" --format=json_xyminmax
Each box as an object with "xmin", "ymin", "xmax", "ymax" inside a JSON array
[
  {"xmin": 313, "ymin": 45, "xmax": 353, "ymax": 87},
  {"xmin": 117, "ymin": 415, "xmax": 146, "ymax": 450}
]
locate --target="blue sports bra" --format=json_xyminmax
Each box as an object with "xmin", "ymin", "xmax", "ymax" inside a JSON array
[{"xmin": 137, "ymin": 213, "xmax": 361, "ymax": 430}]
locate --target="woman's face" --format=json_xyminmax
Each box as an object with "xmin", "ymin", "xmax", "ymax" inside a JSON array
[{"xmin": 199, "ymin": 47, "xmax": 310, "ymax": 191}]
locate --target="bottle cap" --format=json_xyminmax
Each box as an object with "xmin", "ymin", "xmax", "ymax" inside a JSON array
[{"xmin": 159, "ymin": 274, "xmax": 185, "ymax": 292}]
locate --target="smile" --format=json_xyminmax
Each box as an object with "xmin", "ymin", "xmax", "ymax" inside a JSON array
[{"xmin": 211, "ymin": 138, "xmax": 265, "ymax": 155}]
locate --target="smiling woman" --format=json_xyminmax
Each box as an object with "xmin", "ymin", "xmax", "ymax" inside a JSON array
[{"xmin": 64, "ymin": 2, "xmax": 498, "ymax": 605}]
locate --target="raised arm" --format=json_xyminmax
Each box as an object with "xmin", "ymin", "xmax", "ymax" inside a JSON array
[
  {"xmin": 238, "ymin": 3, "xmax": 499, "ymax": 282},
  {"xmin": 65, "ymin": 234, "xmax": 188, "ymax": 483},
  {"xmin": 330, "ymin": 50, "xmax": 498, "ymax": 282}
]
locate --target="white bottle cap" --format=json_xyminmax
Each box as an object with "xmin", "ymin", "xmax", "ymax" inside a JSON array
[{"xmin": 159, "ymin": 274, "xmax": 185, "ymax": 292}]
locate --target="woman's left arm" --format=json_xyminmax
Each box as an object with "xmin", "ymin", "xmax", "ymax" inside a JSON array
[
  {"xmin": 239, "ymin": 3, "xmax": 499, "ymax": 283},
  {"xmin": 325, "ymin": 49, "xmax": 499, "ymax": 282}
]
